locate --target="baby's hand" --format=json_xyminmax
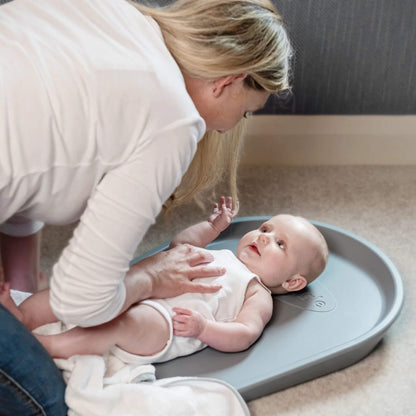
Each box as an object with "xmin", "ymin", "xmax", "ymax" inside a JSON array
[
  {"xmin": 207, "ymin": 196, "xmax": 237, "ymax": 233},
  {"xmin": 172, "ymin": 307, "xmax": 206, "ymax": 338}
]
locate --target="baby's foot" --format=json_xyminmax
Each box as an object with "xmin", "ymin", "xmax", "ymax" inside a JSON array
[{"xmin": 0, "ymin": 282, "xmax": 24, "ymax": 323}]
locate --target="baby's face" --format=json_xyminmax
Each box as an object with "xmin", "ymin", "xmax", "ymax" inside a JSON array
[{"xmin": 236, "ymin": 215, "xmax": 318, "ymax": 291}]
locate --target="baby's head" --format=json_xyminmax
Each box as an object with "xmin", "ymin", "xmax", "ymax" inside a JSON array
[{"xmin": 236, "ymin": 214, "xmax": 328, "ymax": 294}]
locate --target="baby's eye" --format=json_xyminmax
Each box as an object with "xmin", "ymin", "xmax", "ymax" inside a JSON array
[
  {"xmin": 260, "ymin": 226, "xmax": 268, "ymax": 233},
  {"xmin": 277, "ymin": 240, "xmax": 286, "ymax": 250}
]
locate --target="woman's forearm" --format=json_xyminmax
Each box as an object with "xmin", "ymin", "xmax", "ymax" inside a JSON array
[{"xmin": 119, "ymin": 262, "xmax": 153, "ymax": 314}]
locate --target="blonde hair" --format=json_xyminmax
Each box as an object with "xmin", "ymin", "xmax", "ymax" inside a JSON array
[
  {"xmin": 130, "ymin": 0, "xmax": 292, "ymax": 211},
  {"xmin": 167, "ymin": 120, "xmax": 248, "ymax": 211}
]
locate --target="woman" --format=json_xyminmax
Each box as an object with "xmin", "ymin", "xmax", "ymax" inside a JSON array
[{"xmin": 0, "ymin": 0, "xmax": 292, "ymax": 413}]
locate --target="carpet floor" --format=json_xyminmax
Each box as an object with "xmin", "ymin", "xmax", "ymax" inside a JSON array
[{"xmin": 40, "ymin": 165, "xmax": 415, "ymax": 416}]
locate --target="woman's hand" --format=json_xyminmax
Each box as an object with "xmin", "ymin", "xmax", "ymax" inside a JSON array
[
  {"xmin": 172, "ymin": 307, "xmax": 206, "ymax": 338},
  {"xmin": 122, "ymin": 244, "xmax": 224, "ymax": 313},
  {"xmin": 145, "ymin": 244, "xmax": 224, "ymax": 298}
]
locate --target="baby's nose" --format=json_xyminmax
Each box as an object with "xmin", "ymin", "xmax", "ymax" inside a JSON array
[{"xmin": 258, "ymin": 233, "xmax": 270, "ymax": 245}]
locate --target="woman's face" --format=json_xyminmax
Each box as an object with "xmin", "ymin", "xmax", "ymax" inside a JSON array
[
  {"xmin": 207, "ymin": 81, "xmax": 270, "ymax": 133},
  {"xmin": 184, "ymin": 74, "xmax": 270, "ymax": 133}
]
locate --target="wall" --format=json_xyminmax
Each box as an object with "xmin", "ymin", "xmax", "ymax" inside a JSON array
[{"xmin": 242, "ymin": 115, "xmax": 416, "ymax": 165}]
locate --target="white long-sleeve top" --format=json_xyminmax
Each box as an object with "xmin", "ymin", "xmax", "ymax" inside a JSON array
[{"xmin": 0, "ymin": 0, "xmax": 205, "ymax": 326}]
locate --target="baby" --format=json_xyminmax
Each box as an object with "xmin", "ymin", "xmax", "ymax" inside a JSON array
[{"xmin": 0, "ymin": 197, "xmax": 328, "ymax": 366}]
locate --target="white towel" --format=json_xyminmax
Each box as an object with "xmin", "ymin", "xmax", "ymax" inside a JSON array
[{"xmin": 56, "ymin": 355, "xmax": 249, "ymax": 416}]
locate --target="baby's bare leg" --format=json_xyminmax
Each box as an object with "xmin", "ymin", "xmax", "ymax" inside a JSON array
[
  {"xmin": 0, "ymin": 282, "xmax": 24, "ymax": 322},
  {"xmin": 37, "ymin": 303, "xmax": 170, "ymax": 359},
  {"xmin": 19, "ymin": 289, "xmax": 59, "ymax": 330},
  {"xmin": 117, "ymin": 303, "xmax": 170, "ymax": 356},
  {"xmin": 35, "ymin": 319, "xmax": 124, "ymax": 359},
  {"xmin": 0, "ymin": 284, "xmax": 58, "ymax": 330}
]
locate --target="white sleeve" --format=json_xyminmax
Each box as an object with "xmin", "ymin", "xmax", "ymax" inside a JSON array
[{"xmin": 49, "ymin": 119, "xmax": 203, "ymax": 327}]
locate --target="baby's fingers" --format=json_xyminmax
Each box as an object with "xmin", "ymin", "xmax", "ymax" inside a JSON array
[
  {"xmin": 173, "ymin": 327, "xmax": 188, "ymax": 337},
  {"xmin": 172, "ymin": 307, "xmax": 191, "ymax": 316}
]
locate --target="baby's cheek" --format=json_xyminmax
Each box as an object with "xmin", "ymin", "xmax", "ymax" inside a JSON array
[
  {"xmin": 237, "ymin": 250, "xmax": 251, "ymax": 267},
  {"xmin": 263, "ymin": 255, "xmax": 283, "ymax": 275}
]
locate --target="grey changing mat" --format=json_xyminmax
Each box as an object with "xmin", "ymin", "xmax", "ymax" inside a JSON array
[{"xmin": 133, "ymin": 217, "xmax": 404, "ymax": 401}]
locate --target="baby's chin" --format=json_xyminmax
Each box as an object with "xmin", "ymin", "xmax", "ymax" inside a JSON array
[{"xmin": 270, "ymin": 285, "xmax": 287, "ymax": 295}]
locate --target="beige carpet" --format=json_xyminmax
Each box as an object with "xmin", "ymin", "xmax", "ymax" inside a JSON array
[{"xmin": 41, "ymin": 165, "xmax": 415, "ymax": 416}]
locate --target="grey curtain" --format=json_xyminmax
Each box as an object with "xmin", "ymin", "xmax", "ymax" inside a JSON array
[{"xmin": 268, "ymin": 0, "xmax": 416, "ymax": 114}]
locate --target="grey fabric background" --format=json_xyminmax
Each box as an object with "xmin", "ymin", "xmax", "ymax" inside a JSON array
[
  {"xmin": 270, "ymin": 0, "xmax": 416, "ymax": 115},
  {"xmin": 2, "ymin": 0, "xmax": 415, "ymax": 114}
]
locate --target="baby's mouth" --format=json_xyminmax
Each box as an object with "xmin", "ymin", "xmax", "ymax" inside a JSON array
[{"xmin": 249, "ymin": 243, "xmax": 260, "ymax": 256}]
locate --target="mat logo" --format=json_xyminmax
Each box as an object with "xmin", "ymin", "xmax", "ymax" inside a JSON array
[{"xmin": 277, "ymin": 282, "xmax": 337, "ymax": 312}]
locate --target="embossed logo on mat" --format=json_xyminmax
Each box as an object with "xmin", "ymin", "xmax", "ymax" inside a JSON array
[{"xmin": 277, "ymin": 281, "xmax": 337, "ymax": 312}]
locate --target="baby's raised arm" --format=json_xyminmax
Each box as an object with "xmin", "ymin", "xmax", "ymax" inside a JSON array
[
  {"xmin": 169, "ymin": 196, "xmax": 236, "ymax": 249},
  {"xmin": 172, "ymin": 279, "xmax": 273, "ymax": 352}
]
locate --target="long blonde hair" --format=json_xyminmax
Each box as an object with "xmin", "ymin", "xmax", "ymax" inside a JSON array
[{"xmin": 130, "ymin": 0, "xmax": 292, "ymax": 211}]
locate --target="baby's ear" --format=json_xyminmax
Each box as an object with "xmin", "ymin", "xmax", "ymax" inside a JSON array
[{"xmin": 282, "ymin": 274, "xmax": 307, "ymax": 292}]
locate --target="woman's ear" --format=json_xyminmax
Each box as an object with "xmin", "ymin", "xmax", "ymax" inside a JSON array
[
  {"xmin": 281, "ymin": 274, "xmax": 308, "ymax": 292},
  {"xmin": 212, "ymin": 74, "xmax": 247, "ymax": 98}
]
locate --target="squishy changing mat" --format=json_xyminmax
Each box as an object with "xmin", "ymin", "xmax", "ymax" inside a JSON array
[{"xmin": 134, "ymin": 217, "xmax": 404, "ymax": 401}]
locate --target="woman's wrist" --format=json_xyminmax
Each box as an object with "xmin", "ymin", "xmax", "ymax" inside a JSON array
[{"xmin": 121, "ymin": 262, "xmax": 153, "ymax": 313}]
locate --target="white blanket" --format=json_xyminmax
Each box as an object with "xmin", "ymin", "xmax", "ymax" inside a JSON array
[
  {"xmin": 55, "ymin": 355, "xmax": 249, "ymax": 416},
  {"xmin": 11, "ymin": 290, "xmax": 250, "ymax": 416}
]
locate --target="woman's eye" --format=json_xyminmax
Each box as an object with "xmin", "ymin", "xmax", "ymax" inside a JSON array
[{"xmin": 243, "ymin": 112, "xmax": 252, "ymax": 119}]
